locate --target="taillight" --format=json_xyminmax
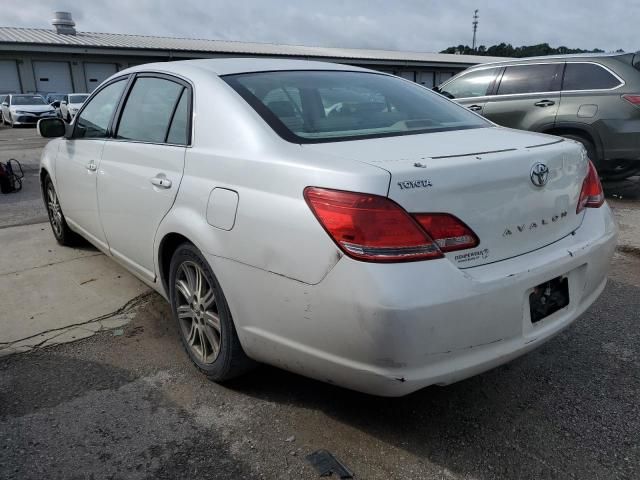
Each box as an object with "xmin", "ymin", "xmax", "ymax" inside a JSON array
[
  {"xmin": 622, "ymin": 94, "xmax": 640, "ymax": 107},
  {"xmin": 304, "ymin": 187, "xmax": 479, "ymax": 262},
  {"xmin": 576, "ymin": 160, "xmax": 605, "ymax": 214},
  {"xmin": 413, "ymin": 213, "xmax": 479, "ymax": 252}
]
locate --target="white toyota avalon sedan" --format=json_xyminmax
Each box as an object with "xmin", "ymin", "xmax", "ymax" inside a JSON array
[{"xmin": 37, "ymin": 59, "xmax": 616, "ymax": 396}]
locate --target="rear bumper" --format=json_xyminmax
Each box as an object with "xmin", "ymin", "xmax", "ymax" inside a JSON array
[{"xmin": 212, "ymin": 204, "xmax": 617, "ymax": 396}]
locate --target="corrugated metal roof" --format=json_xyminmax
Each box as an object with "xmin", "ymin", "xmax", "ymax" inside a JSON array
[{"xmin": 0, "ymin": 27, "xmax": 505, "ymax": 65}]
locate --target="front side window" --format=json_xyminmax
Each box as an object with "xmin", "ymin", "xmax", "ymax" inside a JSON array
[
  {"xmin": 116, "ymin": 77, "xmax": 184, "ymax": 144},
  {"xmin": 439, "ymin": 68, "xmax": 499, "ymax": 99},
  {"xmin": 11, "ymin": 95, "xmax": 47, "ymax": 106},
  {"xmin": 224, "ymin": 70, "xmax": 489, "ymax": 143},
  {"xmin": 496, "ymin": 64, "xmax": 561, "ymax": 95},
  {"xmin": 74, "ymin": 79, "xmax": 126, "ymax": 139},
  {"xmin": 562, "ymin": 63, "xmax": 622, "ymax": 90}
]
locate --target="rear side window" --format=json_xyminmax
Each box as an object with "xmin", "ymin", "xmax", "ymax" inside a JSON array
[
  {"xmin": 166, "ymin": 89, "xmax": 190, "ymax": 145},
  {"xmin": 562, "ymin": 63, "xmax": 623, "ymax": 90},
  {"xmin": 634, "ymin": 54, "xmax": 640, "ymax": 71},
  {"xmin": 117, "ymin": 77, "xmax": 185, "ymax": 144},
  {"xmin": 496, "ymin": 64, "xmax": 561, "ymax": 95},
  {"xmin": 74, "ymin": 79, "xmax": 126, "ymax": 139},
  {"xmin": 439, "ymin": 68, "xmax": 499, "ymax": 99}
]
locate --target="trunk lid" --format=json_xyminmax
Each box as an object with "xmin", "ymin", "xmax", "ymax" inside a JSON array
[{"xmin": 303, "ymin": 127, "xmax": 587, "ymax": 268}]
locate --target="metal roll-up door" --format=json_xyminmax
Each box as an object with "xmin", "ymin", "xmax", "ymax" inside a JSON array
[
  {"xmin": 0, "ymin": 60, "xmax": 21, "ymax": 93},
  {"xmin": 33, "ymin": 61, "xmax": 73, "ymax": 93},
  {"xmin": 418, "ymin": 71, "xmax": 436, "ymax": 88},
  {"xmin": 398, "ymin": 71, "xmax": 416, "ymax": 82},
  {"xmin": 84, "ymin": 63, "xmax": 118, "ymax": 91}
]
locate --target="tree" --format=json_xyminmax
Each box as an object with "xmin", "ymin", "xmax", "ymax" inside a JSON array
[{"xmin": 441, "ymin": 43, "xmax": 612, "ymax": 57}]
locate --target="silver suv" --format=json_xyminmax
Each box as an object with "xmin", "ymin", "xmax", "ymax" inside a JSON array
[{"xmin": 436, "ymin": 52, "xmax": 640, "ymax": 180}]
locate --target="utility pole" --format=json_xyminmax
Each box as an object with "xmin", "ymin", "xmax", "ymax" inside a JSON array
[{"xmin": 472, "ymin": 9, "xmax": 479, "ymax": 51}]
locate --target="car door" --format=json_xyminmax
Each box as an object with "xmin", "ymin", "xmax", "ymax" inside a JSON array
[
  {"xmin": 97, "ymin": 74, "xmax": 190, "ymax": 281},
  {"xmin": 55, "ymin": 78, "xmax": 128, "ymax": 250},
  {"xmin": 481, "ymin": 63, "xmax": 563, "ymax": 131},
  {"xmin": 437, "ymin": 67, "xmax": 500, "ymax": 115}
]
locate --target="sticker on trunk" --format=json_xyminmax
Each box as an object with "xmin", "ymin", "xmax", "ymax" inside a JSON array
[{"xmin": 454, "ymin": 248, "xmax": 490, "ymax": 263}]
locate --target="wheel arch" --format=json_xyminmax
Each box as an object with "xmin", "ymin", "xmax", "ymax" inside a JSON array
[
  {"xmin": 39, "ymin": 139, "xmax": 61, "ymax": 196},
  {"xmin": 542, "ymin": 124, "xmax": 604, "ymax": 162},
  {"xmin": 157, "ymin": 231, "xmax": 193, "ymax": 298},
  {"xmin": 39, "ymin": 167, "xmax": 50, "ymax": 199}
]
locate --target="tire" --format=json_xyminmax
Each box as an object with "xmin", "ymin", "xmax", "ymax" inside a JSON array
[
  {"xmin": 169, "ymin": 243, "xmax": 254, "ymax": 381},
  {"xmin": 44, "ymin": 176, "xmax": 83, "ymax": 246},
  {"xmin": 560, "ymin": 133, "xmax": 597, "ymax": 165}
]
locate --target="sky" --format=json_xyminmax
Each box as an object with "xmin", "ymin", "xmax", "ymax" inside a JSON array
[{"xmin": 2, "ymin": 0, "xmax": 638, "ymax": 53}]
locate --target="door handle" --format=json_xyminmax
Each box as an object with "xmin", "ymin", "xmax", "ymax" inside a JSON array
[
  {"xmin": 85, "ymin": 161, "xmax": 97, "ymax": 171},
  {"xmin": 150, "ymin": 175, "xmax": 172, "ymax": 189},
  {"xmin": 468, "ymin": 104, "xmax": 483, "ymax": 111},
  {"xmin": 534, "ymin": 100, "xmax": 555, "ymax": 107}
]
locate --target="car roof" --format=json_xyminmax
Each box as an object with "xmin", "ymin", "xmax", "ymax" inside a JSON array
[
  {"xmin": 119, "ymin": 57, "xmax": 373, "ymax": 78},
  {"xmin": 468, "ymin": 51, "xmax": 637, "ymax": 69}
]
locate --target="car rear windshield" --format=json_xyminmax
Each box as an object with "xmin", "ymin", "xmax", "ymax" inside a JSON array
[
  {"xmin": 12, "ymin": 95, "xmax": 46, "ymax": 106},
  {"xmin": 69, "ymin": 94, "xmax": 89, "ymax": 103},
  {"xmin": 223, "ymin": 70, "xmax": 489, "ymax": 143}
]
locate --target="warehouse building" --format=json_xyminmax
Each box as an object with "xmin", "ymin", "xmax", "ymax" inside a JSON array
[{"xmin": 0, "ymin": 12, "xmax": 504, "ymax": 94}]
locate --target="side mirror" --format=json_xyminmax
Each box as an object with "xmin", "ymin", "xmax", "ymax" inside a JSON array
[
  {"xmin": 51, "ymin": 101, "xmax": 61, "ymax": 108},
  {"xmin": 61, "ymin": 100, "xmax": 68, "ymax": 105},
  {"xmin": 38, "ymin": 118, "xmax": 66, "ymax": 138},
  {"xmin": 1, "ymin": 102, "xmax": 8, "ymax": 107}
]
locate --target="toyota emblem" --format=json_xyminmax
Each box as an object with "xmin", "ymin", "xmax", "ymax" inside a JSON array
[{"xmin": 530, "ymin": 163, "xmax": 549, "ymax": 187}]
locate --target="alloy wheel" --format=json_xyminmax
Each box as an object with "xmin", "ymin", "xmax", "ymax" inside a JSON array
[
  {"xmin": 46, "ymin": 183, "xmax": 63, "ymax": 238},
  {"xmin": 175, "ymin": 261, "xmax": 222, "ymax": 364}
]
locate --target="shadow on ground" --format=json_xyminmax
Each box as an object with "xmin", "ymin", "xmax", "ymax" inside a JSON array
[
  {"xmin": 229, "ymin": 280, "xmax": 640, "ymax": 479},
  {"xmin": 604, "ymin": 175, "xmax": 640, "ymax": 200},
  {"xmin": 1, "ymin": 279, "xmax": 638, "ymax": 479}
]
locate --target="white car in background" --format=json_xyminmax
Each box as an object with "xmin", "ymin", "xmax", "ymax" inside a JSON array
[
  {"xmin": 60, "ymin": 93, "xmax": 89, "ymax": 122},
  {"xmin": 37, "ymin": 59, "xmax": 616, "ymax": 396},
  {"xmin": 1, "ymin": 94, "xmax": 57, "ymax": 127}
]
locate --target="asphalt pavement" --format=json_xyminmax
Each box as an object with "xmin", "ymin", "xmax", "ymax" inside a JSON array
[{"xmin": 1, "ymin": 124, "xmax": 639, "ymax": 479}]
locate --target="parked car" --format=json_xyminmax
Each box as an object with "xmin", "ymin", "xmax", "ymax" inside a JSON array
[
  {"xmin": 435, "ymin": 52, "xmax": 640, "ymax": 180},
  {"xmin": 60, "ymin": 93, "xmax": 89, "ymax": 122},
  {"xmin": 1, "ymin": 94, "xmax": 58, "ymax": 127},
  {"xmin": 44, "ymin": 93, "xmax": 68, "ymax": 117},
  {"xmin": 37, "ymin": 59, "xmax": 616, "ymax": 396}
]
